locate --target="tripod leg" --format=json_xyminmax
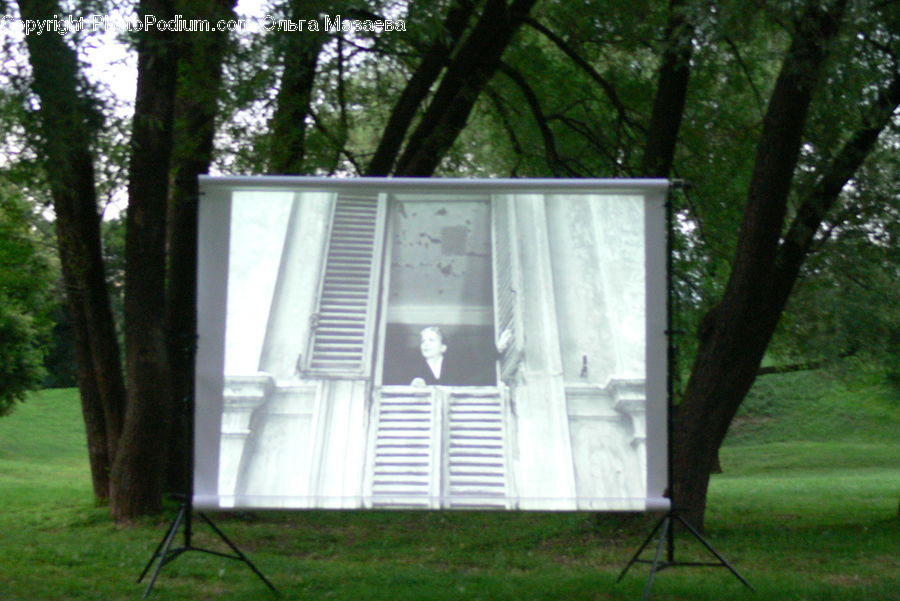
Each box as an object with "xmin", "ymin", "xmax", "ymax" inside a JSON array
[
  {"xmin": 674, "ymin": 514, "xmax": 754, "ymax": 591},
  {"xmin": 616, "ymin": 514, "xmax": 667, "ymax": 583},
  {"xmin": 640, "ymin": 516, "xmax": 671, "ymax": 601},
  {"xmin": 198, "ymin": 512, "xmax": 279, "ymax": 594},
  {"xmin": 138, "ymin": 503, "xmax": 186, "ymax": 583},
  {"xmin": 142, "ymin": 505, "xmax": 187, "ymax": 599}
]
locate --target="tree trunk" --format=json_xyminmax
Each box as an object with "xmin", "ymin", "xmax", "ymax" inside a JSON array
[
  {"xmin": 17, "ymin": 0, "xmax": 126, "ymax": 500},
  {"xmin": 52, "ymin": 187, "xmax": 127, "ymax": 500},
  {"xmin": 394, "ymin": 0, "xmax": 538, "ymax": 176},
  {"xmin": 673, "ymin": 0, "xmax": 848, "ymax": 530},
  {"xmin": 164, "ymin": 0, "xmax": 237, "ymax": 497},
  {"xmin": 110, "ymin": 0, "xmax": 180, "ymax": 521},
  {"xmin": 640, "ymin": 0, "xmax": 693, "ymax": 178},
  {"xmin": 365, "ymin": 0, "xmax": 475, "ymax": 176},
  {"xmin": 267, "ymin": 0, "xmax": 329, "ymax": 174}
]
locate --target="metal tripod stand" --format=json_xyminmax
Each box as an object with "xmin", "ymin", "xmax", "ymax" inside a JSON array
[
  {"xmin": 616, "ymin": 505, "xmax": 754, "ymax": 600},
  {"xmin": 617, "ymin": 181, "xmax": 753, "ymax": 599},
  {"xmin": 137, "ymin": 497, "xmax": 279, "ymax": 598}
]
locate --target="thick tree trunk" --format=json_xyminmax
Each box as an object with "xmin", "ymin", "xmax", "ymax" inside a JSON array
[
  {"xmin": 394, "ymin": 0, "xmax": 538, "ymax": 176},
  {"xmin": 267, "ymin": 0, "xmax": 329, "ymax": 175},
  {"xmin": 64, "ymin": 312, "xmax": 109, "ymax": 498},
  {"xmin": 52, "ymin": 184, "xmax": 127, "ymax": 501},
  {"xmin": 110, "ymin": 0, "xmax": 180, "ymax": 521},
  {"xmin": 55, "ymin": 219, "xmax": 124, "ymax": 499},
  {"xmin": 673, "ymin": 0, "xmax": 847, "ymax": 530},
  {"xmin": 17, "ymin": 0, "xmax": 126, "ymax": 500},
  {"xmin": 165, "ymin": 0, "xmax": 237, "ymax": 497}
]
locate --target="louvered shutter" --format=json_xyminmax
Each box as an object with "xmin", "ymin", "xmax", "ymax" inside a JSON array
[
  {"xmin": 491, "ymin": 196, "xmax": 525, "ymax": 382},
  {"xmin": 445, "ymin": 388, "xmax": 510, "ymax": 508},
  {"xmin": 306, "ymin": 193, "xmax": 385, "ymax": 376}
]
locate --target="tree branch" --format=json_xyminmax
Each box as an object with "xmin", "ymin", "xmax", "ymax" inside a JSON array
[
  {"xmin": 483, "ymin": 85, "xmax": 526, "ymax": 175},
  {"xmin": 394, "ymin": 0, "xmax": 538, "ymax": 176},
  {"xmin": 364, "ymin": 0, "xmax": 475, "ymax": 176},
  {"xmin": 757, "ymin": 351, "xmax": 856, "ymax": 376},
  {"xmin": 498, "ymin": 62, "xmax": 576, "ymax": 177},
  {"xmin": 640, "ymin": 0, "xmax": 694, "ymax": 177},
  {"xmin": 308, "ymin": 111, "xmax": 364, "ymax": 175},
  {"xmin": 551, "ymin": 114, "xmax": 632, "ymax": 175},
  {"xmin": 723, "ymin": 36, "xmax": 765, "ymax": 115},
  {"xmin": 523, "ymin": 17, "xmax": 644, "ymax": 138},
  {"xmin": 773, "ymin": 69, "xmax": 900, "ymax": 303}
]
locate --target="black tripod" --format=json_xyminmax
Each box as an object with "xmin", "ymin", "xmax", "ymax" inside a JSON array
[
  {"xmin": 137, "ymin": 496, "xmax": 279, "ymax": 598},
  {"xmin": 616, "ymin": 505, "xmax": 754, "ymax": 600},
  {"xmin": 616, "ymin": 180, "xmax": 753, "ymax": 600}
]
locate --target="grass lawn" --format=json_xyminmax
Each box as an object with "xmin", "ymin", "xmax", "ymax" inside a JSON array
[{"xmin": 0, "ymin": 375, "xmax": 897, "ymax": 601}]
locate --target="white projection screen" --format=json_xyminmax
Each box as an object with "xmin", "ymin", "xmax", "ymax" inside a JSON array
[{"xmin": 194, "ymin": 177, "xmax": 669, "ymax": 512}]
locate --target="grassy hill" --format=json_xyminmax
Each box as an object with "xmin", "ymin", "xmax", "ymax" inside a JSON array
[
  {"xmin": 0, "ymin": 372, "xmax": 896, "ymax": 601},
  {"xmin": 726, "ymin": 366, "xmax": 898, "ymax": 445},
  {"xmin": 713, "ymin": 369, "xmax": 899, "ymax": 535}
]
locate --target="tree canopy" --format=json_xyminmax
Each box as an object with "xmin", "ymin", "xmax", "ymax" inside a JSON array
[{"xmin": 0, "ymin": 191, "xmax": 55, "ymax": 413}]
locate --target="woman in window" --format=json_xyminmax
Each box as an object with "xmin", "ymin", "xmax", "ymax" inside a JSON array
[{"xmin": 408, "ymin": 326, "xmax": 511, "ymax": 386}]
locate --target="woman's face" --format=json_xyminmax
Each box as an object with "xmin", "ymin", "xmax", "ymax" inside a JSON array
[{"xmin": 420, "ymin": 329, "xmax": 447, "ymax": 360}]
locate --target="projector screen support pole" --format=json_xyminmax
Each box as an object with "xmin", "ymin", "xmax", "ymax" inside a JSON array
[
  {"xmin": 137, "ymin": 495, "xmax": 279, "ymax": 598},
  {"xmin": 137, "ymin": 292, "xmax": 277, "ymax": 598},
  {"xmin": 616, "ymin": 180, "xmax": 754, "ymax": 600}
]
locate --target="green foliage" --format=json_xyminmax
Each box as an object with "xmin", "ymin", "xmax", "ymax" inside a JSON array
[
  {"xmin": 0, "ymin": 192, "xmax": 56, "ymax": 414},
  {"xmin": 774, "ymin": 145, "xmax": 900, "ymax": 384},
  {"xmin": 0, "ymin": 304, "xmax": 47, "ymax": 414},
  {"xmin": 659, "ymin": 0, "xmax": 900, "ymax": 397},
  {"xmin": 0, "ymin": 386, "xmax": 897, "ymax": 600}
]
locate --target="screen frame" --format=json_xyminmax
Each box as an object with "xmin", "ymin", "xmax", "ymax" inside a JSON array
[{"xmin": 194, "ymin": 176, "xmax": 670, "ymax": 511}]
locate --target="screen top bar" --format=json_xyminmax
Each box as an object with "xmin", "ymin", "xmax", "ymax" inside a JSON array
[{"xmin": 199, "ymin": 175, "xmax": 671, "ymax": 195}]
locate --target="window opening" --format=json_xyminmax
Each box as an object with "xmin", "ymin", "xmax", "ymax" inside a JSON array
[{"xmin": 380, "ymin": 196, "xmax": 496, "ymax": 386}]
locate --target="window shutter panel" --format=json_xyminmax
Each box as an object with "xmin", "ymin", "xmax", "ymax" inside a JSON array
[
  {"xmin": 491, "ymin": 196, "xmax": 525, "ymax": 382},
  {"xmin": 307, "ymin": 193, "xmax": 385, "ymax": 376}
]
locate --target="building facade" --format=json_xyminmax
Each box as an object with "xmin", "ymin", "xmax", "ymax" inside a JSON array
[{"xmin": 197, "ymin": 183, "xmax": 663, "ymax": 511}]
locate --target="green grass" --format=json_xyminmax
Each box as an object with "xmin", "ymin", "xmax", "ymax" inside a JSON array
[
  {"xmin": 0, "ymin": 379, "xmax": 898, "ymax": 601},
  {"xmin": 726, "ymin": 367, "xmax": 899, "ymax": 445}
]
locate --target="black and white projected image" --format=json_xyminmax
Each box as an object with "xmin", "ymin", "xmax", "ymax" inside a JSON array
[{"xmin": 193, "ymin": 178, "xmax": 669, "ymax": 511}]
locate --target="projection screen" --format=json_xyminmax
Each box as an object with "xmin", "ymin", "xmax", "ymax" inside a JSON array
[{"xmin": 194, "ymin": 177, "xmax": 669, "ymax": 511}]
